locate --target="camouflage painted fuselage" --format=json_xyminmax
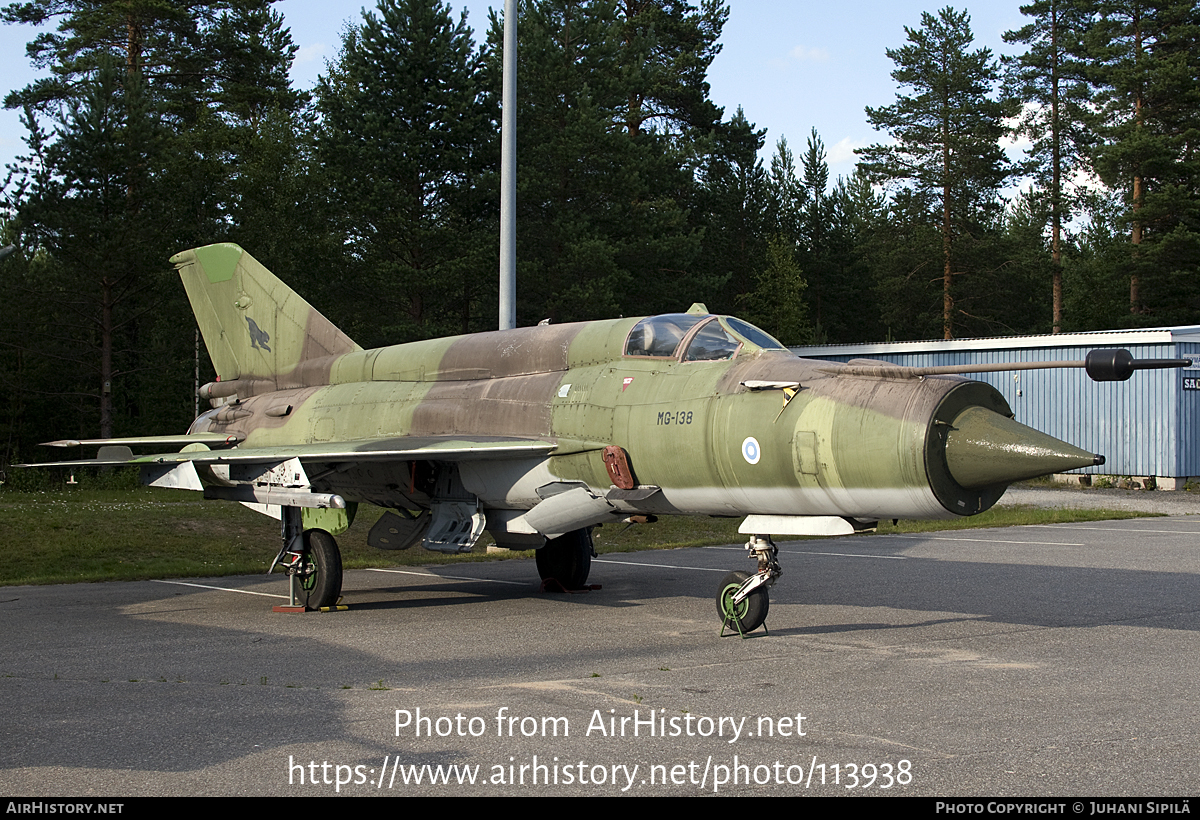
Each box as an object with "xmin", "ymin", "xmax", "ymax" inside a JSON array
[
  {"xmin": 167, "ymin": 243, "xmax": 1094, "ymax": 547},
  {"xmin": 189, "ymin": 313, "xmax": 1001, "ymax": 522}
]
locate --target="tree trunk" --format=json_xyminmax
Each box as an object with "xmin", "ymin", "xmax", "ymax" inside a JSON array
[
  {"xmin": 1050, "ymin": 3, "xmax": 1063, "ymax": 333},
  {"xmin": 100, "ymin": 277, "xmax": 114, "ymax": 439},
  {"xmin": 942, "ymin": 98, "xmax": 953, "ymax": 340},
  {"xmin": 1129, "ymin": 12, "xmax": 1144, "ymax": 316}
]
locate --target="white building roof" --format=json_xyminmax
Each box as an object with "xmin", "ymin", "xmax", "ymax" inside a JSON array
[{"xmin": 791, "ymin": 326, "xmax": 1200, "ymax": 357}]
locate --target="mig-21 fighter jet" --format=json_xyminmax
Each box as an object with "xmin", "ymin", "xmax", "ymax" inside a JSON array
[{"xmin": 32, "ymin": 244, "xmax": 1189, "ymax": 634}]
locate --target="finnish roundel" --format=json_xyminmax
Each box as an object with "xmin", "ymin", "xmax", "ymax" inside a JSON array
[{"xmin": 741, "ymin": 436, "xmax": 761, "ymax": 465}]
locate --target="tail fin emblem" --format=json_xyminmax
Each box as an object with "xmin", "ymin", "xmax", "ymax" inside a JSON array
[{"xmin": 246, "ymin": 317, "xmax": 272, "ymax": 352}]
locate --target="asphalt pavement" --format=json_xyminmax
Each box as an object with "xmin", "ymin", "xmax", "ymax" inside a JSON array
[{"xmin": 2, "ymin": 495, "xmax": 1198, "ymax": 797}]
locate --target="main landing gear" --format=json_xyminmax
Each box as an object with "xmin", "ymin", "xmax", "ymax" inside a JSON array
[
  {"xmin": 271, "ymin": 507, "xmax": 344, "ymax": 611},
  {"xmin": 717, "ymin": 535, "xmax": 781, "ymax": 637},
  {"xmin": 536, "ymin": 528, "xmax": 594, "ymax": 590}
]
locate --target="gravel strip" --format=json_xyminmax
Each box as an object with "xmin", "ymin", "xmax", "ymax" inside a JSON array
[{"xmin": 1000, "ymin": 485, "xmax": 1200, "ymax": 515}]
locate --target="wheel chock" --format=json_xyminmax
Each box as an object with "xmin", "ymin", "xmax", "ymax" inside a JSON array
[{"xmin": 719, "ymin": 615, "xmax": 769, "ymax": 639}]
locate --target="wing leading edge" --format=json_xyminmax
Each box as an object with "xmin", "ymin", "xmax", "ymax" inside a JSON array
[{"xmin": 25, "ymin": 435, "xmax": 590, "ymax": 469}]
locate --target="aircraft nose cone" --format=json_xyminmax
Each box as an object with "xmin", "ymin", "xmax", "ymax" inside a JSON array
[{"xmin": 944, "ymin": 406, "xmax": 1103, "ymax": 489}]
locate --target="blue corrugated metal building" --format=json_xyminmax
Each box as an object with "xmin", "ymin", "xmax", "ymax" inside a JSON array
[{"xmin": 792, "ymin": 326, "xmax": 1200, "ymax": 488}]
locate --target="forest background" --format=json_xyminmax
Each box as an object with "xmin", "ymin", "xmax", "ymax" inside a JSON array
[{"xmin": 0, "ymin": 0, "xmax": 1196, "ymax": 463}]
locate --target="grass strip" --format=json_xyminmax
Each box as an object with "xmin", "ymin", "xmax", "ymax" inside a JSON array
[{"xmin": 0, "ymin": 488, "xmax": 1159, "ymax": 586}]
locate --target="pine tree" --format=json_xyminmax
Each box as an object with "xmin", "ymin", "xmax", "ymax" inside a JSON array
[
  {"xmin": 862, "ymin": 189, "xmax": 945, "ymax": 340},
  {"xmin": 316, "ymin": 0, "xmax": 491, "ymax": 343},
  {"xmin": 2, "ymin": 1, "xmax": 309, "ymax": 443},
  {"xmin": 206, "ymin": 4, "xmax": 303, "ymax": 129},
  {"xmin": 697, "ymin": 107, "xmax": 768, "ymax": 313},
  {"xmin": 615, "ymin": 0, "xmax": 730, "ymax": 315},
  {"xmin": 760, "ymin": 130, "xmax": 869, "ymax": 342},
  {"xmin": 614, "ymin": 0, "xmax": 728, "ymax": 142},
  {"xmin": 1003, "ymin": 0, "xmax": 1096, "ymax": 332},
  {"xmin": 4, "ymin": 60, "xmax": 171, "ymax": 439},
  {"xmin": 503, "ymin": 0, "xmax": 628, "ymax": 323},
  {"xmin": 739, "ymin": 236, "xmax": 811, "ymax": 346},
  {"xmin": 1, "ymin": 0, "xmax": 236, "ymax": 117},
  {"xmin": 1084, "ymin": 0, "xmax": 1200, "ymax": 322},
  {"xmin": 765, "ymin": 137, "xmax": 805, "ymax": 246},
  {"xmin": 857, "ymin": 7, "xmax": 1015, "ymax": 339},
  {"xmin": 798, "ymin": 130, "xmax": 831, "ymax": 331},
  {"xmin": 5, "ymin": 1, "xmax": 310, "ymax": 244},
  {"xmin": 494, "ymin": 0, "xmax": 707, "ymax": 323},
  {"xmin": 823, "ymin": 168, "xmax": 886, "ymax": 342},
  {"xmin": 1063, "ymin": 192, "xmax": 1135, "ymax": 329},
  {"xmin": 193, "ymin": 6, "xmax": 318, "ymax": 280}
]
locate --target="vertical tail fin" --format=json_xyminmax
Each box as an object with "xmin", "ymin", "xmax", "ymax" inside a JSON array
[{"xmin": 171, "ymin": 244, "xmax": 359, "ymax": 387}]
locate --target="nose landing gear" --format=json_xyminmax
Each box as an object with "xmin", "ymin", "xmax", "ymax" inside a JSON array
[{"xmin": 717, "ymin": 535, "xmax": 780, "ymax": 637}]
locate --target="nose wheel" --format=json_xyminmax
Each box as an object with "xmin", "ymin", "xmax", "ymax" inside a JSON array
[
  {"xmin": 717, "ymin": 571, "xmax": 769, "ymax": 634},
  {"xmin": 717, "ymin": 535, "xmax": 780, "ymax": 637}
]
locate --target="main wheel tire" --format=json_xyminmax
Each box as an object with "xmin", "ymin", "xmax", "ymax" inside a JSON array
[
  {"xmin": 716, "ymin": 571, "xmax": 769, "ymax": 633},
  {"xmin": 297, "ymin": 529, "xmax": 343, "ymax": 610},
  {"xmin": 536, "ymin": 528, "xmax": 593, "ymax": 589}
]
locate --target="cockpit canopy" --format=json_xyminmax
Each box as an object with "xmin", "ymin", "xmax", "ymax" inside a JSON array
[{"xmin": 624, "ymin": 314, "xmax": 786, "ymax": 361}]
